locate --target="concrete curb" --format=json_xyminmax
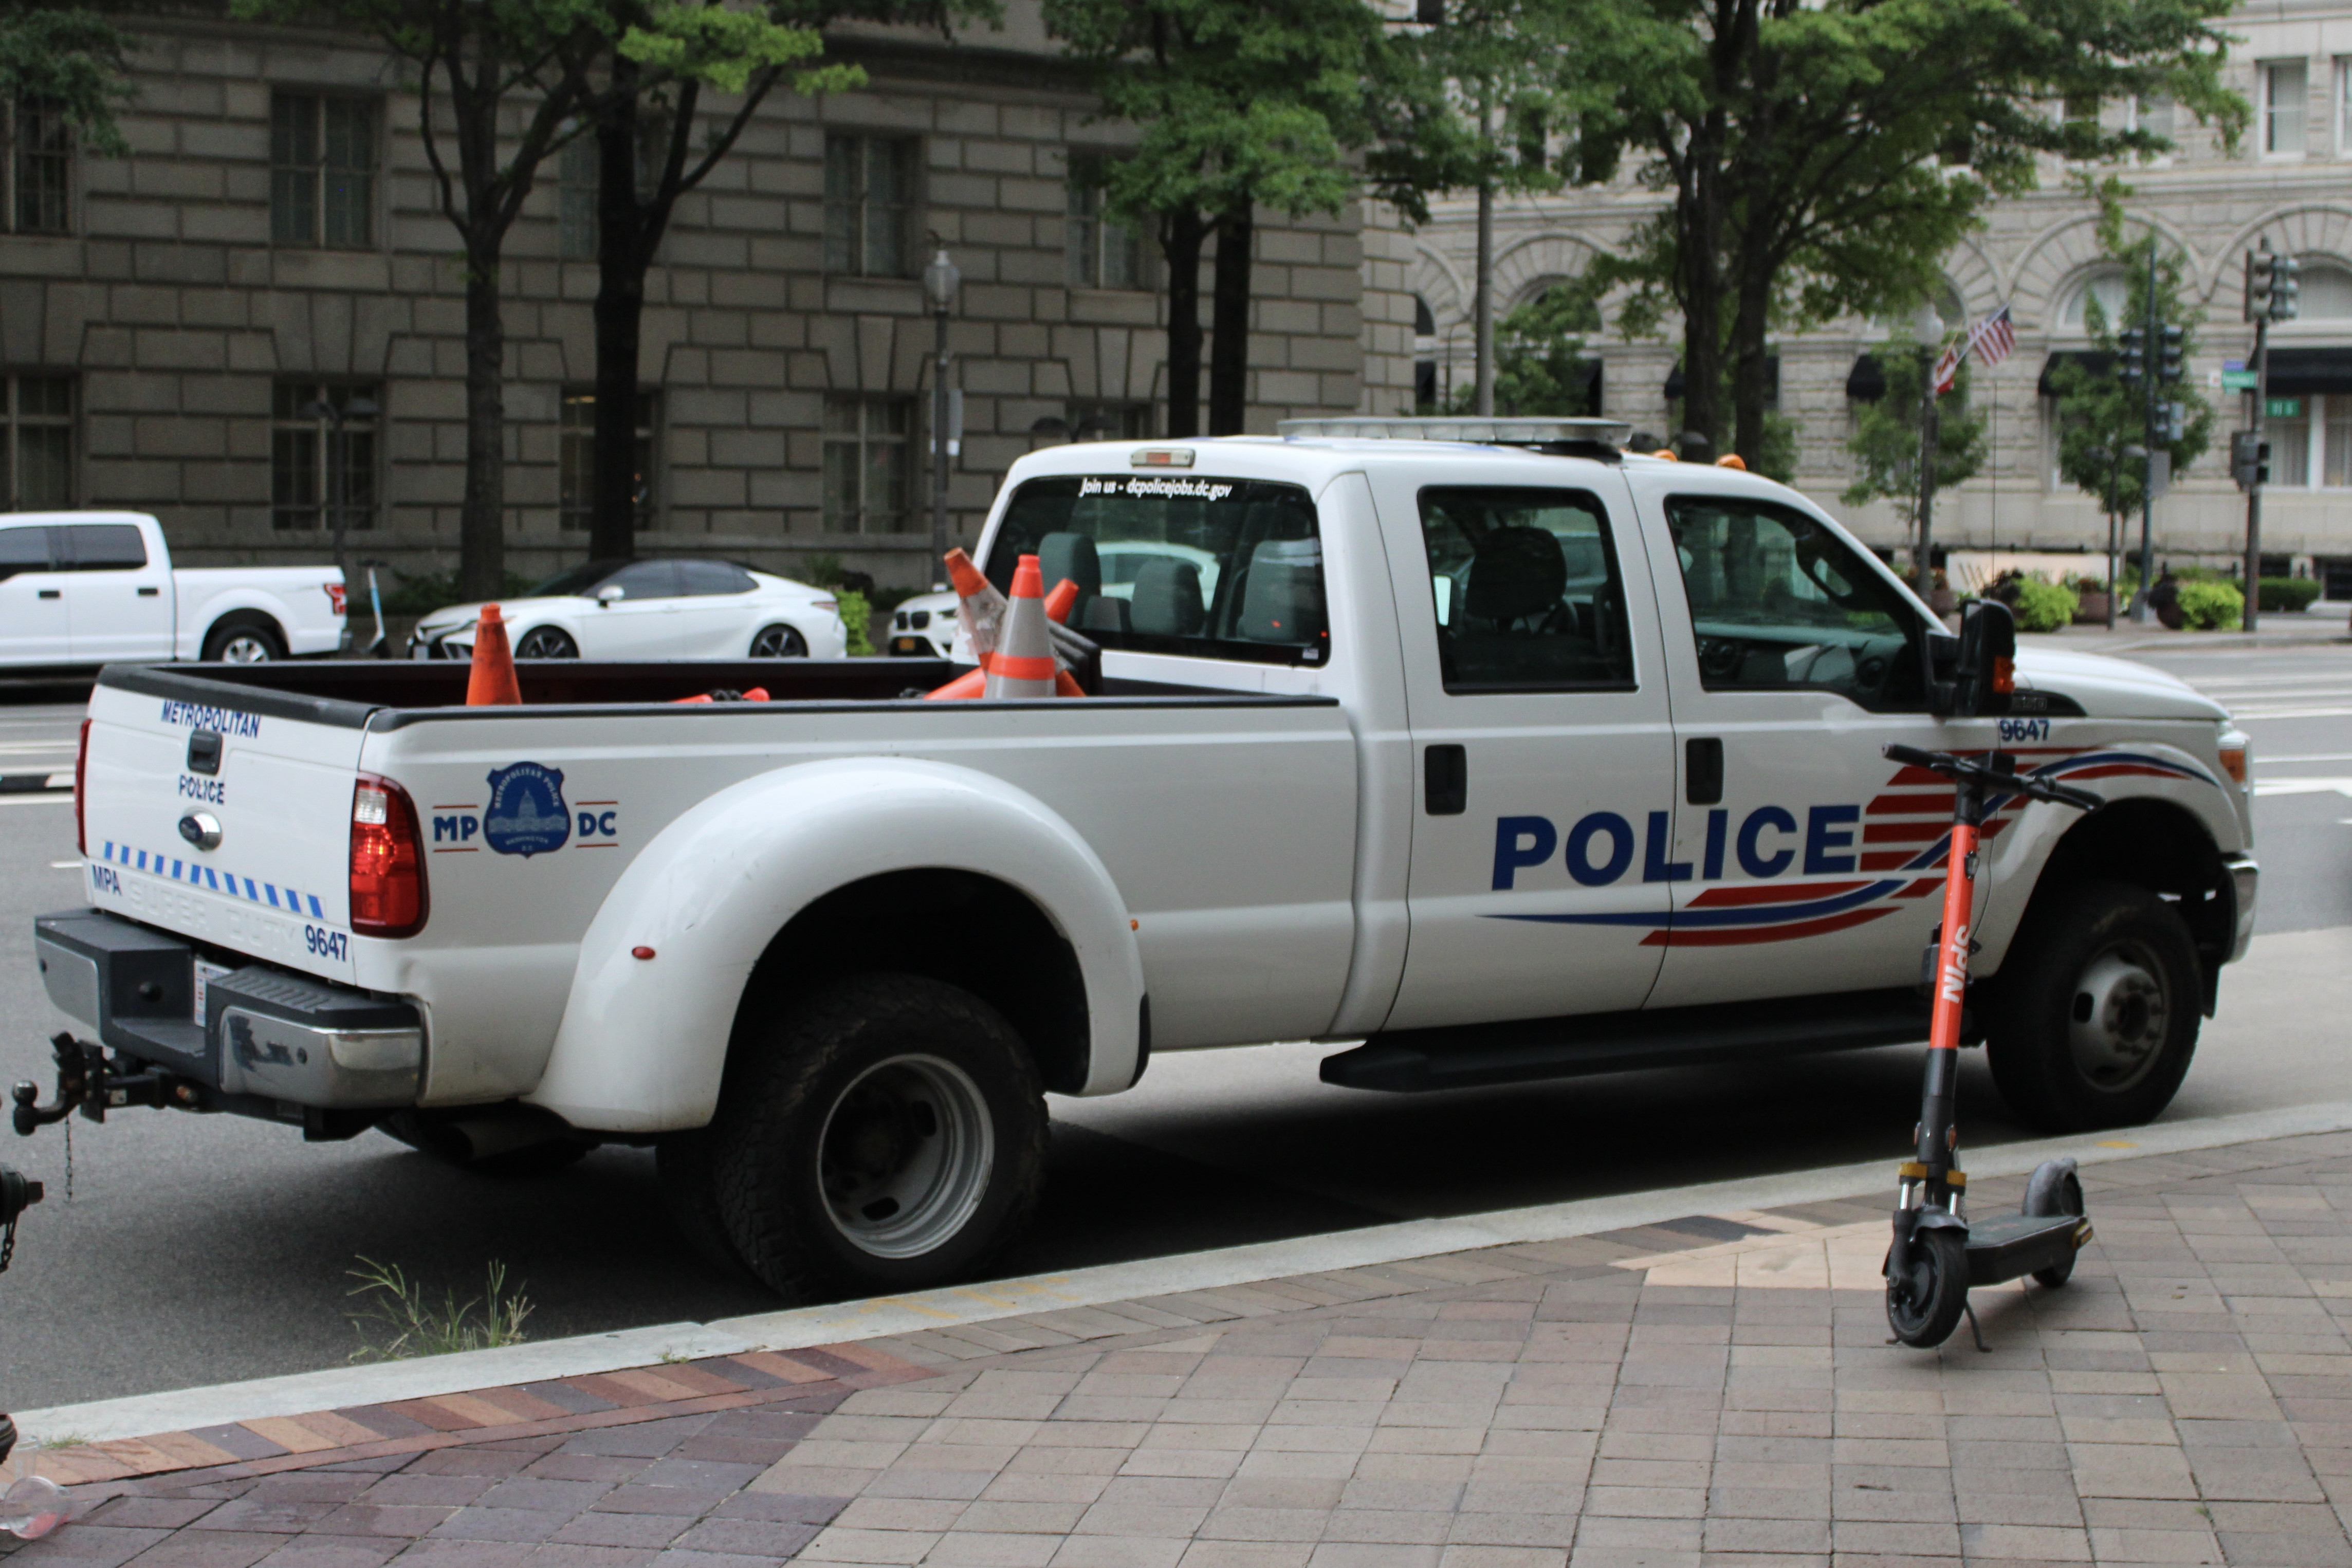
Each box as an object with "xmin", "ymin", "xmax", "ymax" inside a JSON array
[{"xmin": 21, "ymin": 1095, "xmax": 2352, "ymax": 1450}]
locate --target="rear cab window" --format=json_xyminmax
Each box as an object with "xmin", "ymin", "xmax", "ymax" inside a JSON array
[{"xmin": 986, "ymin": 474, "xmax": 1328, "ymax": 667}]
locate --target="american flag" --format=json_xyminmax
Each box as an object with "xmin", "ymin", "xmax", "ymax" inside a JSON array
[{"xmin": 1933, "ymin": 304, "xmax": 2016, "ymax": 396}]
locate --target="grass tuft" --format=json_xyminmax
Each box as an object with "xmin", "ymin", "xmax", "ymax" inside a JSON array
[{"xmin": 346, "ymin": 1257, "xmax": 534, "ymax": 1363}]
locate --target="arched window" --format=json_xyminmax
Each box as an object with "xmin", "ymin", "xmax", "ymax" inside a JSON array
[
  {"xmin": 1413, "ymin": 295, "xmax": 1437, "ymax": 337},
  {"xmin": 2294, "ymin": 261, "xmax": 2352, "ymax": 321},
  {"xmin": 2057, "ymin": 268, "xmax": 2130, "ymax": 330}
]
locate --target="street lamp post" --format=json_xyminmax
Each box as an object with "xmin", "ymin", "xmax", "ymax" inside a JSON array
[
  {"xmin": 922, "ymin": 242, "xmax": 962, "ymax": 592},
  {"xmin": 1912, "ymin": 301, "xmax": 1943, "ymax": 588},
  {"xmin": 302, "ymin": 395, "xmax": 377, "ymax": 591}
]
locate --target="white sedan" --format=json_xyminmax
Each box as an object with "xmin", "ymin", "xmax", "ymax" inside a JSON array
[{"xmin": 409, "ymin": 557, "xmax": 849, "ymax": 662}]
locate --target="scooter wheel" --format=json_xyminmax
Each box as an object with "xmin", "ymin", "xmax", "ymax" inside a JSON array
[
  {"xmin": 1886, "ymin": 1228, "xmax": 1969, "ymax": 1348},
  {"xmin": 2025, "ymin": 1167, "xmax": 2087, "ymax": 1289}
]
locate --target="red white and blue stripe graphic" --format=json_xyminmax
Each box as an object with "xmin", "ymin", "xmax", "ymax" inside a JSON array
[
  {"xmin": 1494, "ymin": 747, "xmax": 2215, "ymax": 947},
  {"xmin": 98, "ymin": 838, "xmax": 328, "ymax": 920}
]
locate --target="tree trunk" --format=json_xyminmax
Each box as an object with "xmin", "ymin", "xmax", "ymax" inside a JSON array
[
  {"xmin": 459, "ymin": 246, "xmax": 506, "ymax": 601},
  {"xmin": 1207, "ymin": 204, "xmax": 1252, "ymax": 435},
  {"xmin": 1474, "ymin": 181, "xmax": 1495, "ymax": 417},
  {"xmin": 1163, "ymin": 208, "xmax": 1206, "ymax": 438},
  {"xmin": 1676, "ymin": 152, "xmax": 1724, "ymax": 453},
  {"xmin": 1730, "ymin": 254, "xmax": 1773, "ymax": 464},
  {"xmin": 590, "ymin": 80, "xmax": 645, "ymax": 563}
]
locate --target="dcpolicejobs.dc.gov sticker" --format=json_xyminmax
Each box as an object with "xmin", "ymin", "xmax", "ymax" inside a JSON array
[{"xmin": 484, "ymin": 763, "xmax": 570, "ymax": 857}]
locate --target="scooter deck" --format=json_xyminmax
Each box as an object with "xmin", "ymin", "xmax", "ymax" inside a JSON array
[{"xmin": 1963, "ymin": 1211, "xmax": 2090, "ymax": 1286}]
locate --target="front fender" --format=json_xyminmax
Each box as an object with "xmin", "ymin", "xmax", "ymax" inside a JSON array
[{"xmin": 527, "ymin": 757, "xmax": 1145, "ymax": 1133}]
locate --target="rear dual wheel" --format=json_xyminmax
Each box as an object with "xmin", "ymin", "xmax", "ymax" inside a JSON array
[{"xmin": 664, "ymin": 973, "xmax": 1046, "ymax": 1298}]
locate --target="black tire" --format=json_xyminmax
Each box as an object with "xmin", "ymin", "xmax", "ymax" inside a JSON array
[
  {"xmin": 1886, "ymin": 1226, "xmax": 1969, "ymax": 1348},
  {"xmin": 2026, "ymin": 1169, "xmax": 2087, "ymax": 1288},
  {"xmin": 709, "ymin": 973, "xmax": 1046, "ymax": 1299},
  {"xmin": 1984, "ymin": 880, "xmax": 2201, "ymax": 1132},
  {"xmin": 201, "ymin": 615, "xmax": 285, "ymax": 663},
  {"xmin": 750, "ymin": 624, "xmax": 809, "ymax": 658},
  {"xmin": 514, "ymin": 625, "xmax": 579, "ymax": 659},
  {"xmin": 655, "ymin": 1129, "xmax": 757, "ymax": 1281},
  {"xmin": 379, "ymin": 1111, "xmax": 593, "ymax": 1177}
]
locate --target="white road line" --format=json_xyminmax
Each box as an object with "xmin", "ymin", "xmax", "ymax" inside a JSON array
[{"xmin": 21, "ymin": 1096, "xmax": 2352, "ymax": 1449}]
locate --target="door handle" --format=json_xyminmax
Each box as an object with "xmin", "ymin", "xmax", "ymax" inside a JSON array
[
  {"xmin": 36, "ymin": 589, "xmax": 60, "ymax": 600},
  {"xmin": 137, "ymin": 586, "xmax": 160, "ymax": 597},
  {"xmin": 1685, "ymin": 737, "xmax": 1724, "ymax": 805},
  {"xmin": 1425, "ymin": 744, "xmax": 1466, "ymax": 816}
]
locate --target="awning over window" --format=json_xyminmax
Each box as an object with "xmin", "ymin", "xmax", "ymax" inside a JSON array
[
  {"xmin": 2264, "ymin": 347, "xmax": 2352, "ymax": 395},
  {"xmin": 2038, "ymin": 349, "xmax": 2114, "ymax": 396},
  {"xmin": 1847, "ymin": 354, "xmax": 1886, "ymax": 402}
]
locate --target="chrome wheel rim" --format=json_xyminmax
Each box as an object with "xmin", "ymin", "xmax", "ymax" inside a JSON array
[
  {"xmin": 816, "ymin": 1054, "xmax": 992, "ymax": 1259},
  {"xmin": 2068, "ymin": 942, "xmax": 2170, "ymax": 1091},
  {"xmin": 751, "ymin": 625, "xmax": 807, "ymax": 658},
  {"xmin": 217, "ymin": 634, "xmax": 273, "ymax": 663}
]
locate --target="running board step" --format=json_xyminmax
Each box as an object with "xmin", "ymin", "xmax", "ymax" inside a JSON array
[{"xmin": 1322, "ymin": 988, "xmax": 1953, "ymax": 1093}]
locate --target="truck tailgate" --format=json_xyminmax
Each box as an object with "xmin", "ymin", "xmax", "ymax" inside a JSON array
[{"xmin": 81, "ymin": 673, "xmax": 366, "ymax": 984}]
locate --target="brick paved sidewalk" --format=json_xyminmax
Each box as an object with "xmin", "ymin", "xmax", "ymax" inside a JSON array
[{"xmin": 17, "ymin": 1128, "xmax": 2352, "ymax": 1568}]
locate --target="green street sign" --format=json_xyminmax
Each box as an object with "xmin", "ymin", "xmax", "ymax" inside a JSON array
[
  {"xmin": 2269, "ymin": 397, "xmax": 2303, "ymax": 419},
  {"xmin": 2222, "ymin": 370, "xmax": 2258, "ymax": 391}
]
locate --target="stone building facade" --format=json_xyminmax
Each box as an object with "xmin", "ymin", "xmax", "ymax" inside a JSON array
[
  {"xmin": 1409, "ymin": 1, "xmax": 2352, "ymax": 590},
  {"xmin": 0, "ymin": 4, "xmax": 1415, "ymax": 588}
]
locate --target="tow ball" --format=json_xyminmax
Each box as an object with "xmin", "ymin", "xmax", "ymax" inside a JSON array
[
  {"xmin": 1882, "ymin": 743, "xmax": 2104, "ymax": 1351},
  {"xmin": 11, "ymin": 1033, "xmax": 179, "ymax": 1137}
]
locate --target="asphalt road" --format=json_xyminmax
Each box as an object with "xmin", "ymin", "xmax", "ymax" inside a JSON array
[{"xmin": 3, "ymin": 633, "xmax": 2350, "ymax": 1412}]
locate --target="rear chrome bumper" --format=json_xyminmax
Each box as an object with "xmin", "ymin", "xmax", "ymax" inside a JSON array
[
  {"xmin": 35, "ymin": 909, "xmax": 423, "ymax": 1110},
  {"xmin": 2224, "ymin": 854, "xmax": 2258, "ymax": 962}
]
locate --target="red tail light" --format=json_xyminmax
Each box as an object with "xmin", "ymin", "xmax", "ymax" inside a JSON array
[
  {"xmin": 73, "ymin": 718, "xmax": 90, "ymax": 857},
  {"xmin": 327, "ymin": 582, "xmax": 348, "ymax": 616},
  {"xmin": 350, "ymin": 774, "xmax": 428, "ymax": 937}
]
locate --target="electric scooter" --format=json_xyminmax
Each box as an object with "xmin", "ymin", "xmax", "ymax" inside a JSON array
[{"xmin": 1880, "ymin": 653, "xmax": 2106, "ymax": 1350}]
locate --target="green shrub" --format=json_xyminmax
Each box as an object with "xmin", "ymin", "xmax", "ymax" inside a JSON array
[
  {"xmin": 836, "ymin": 589, "xmax": 874, "ymax": 656},
  {"xmin": 2258, "ymin": 576, "xmax": 2323, "ymax": 613},
  {"xmin": 2009, "ymin": 576, "xmax": 2080, "ymax": 633},
  {"xmin": 2176, "ymin": 579, "xmax": 2243, "ymax": 631}
]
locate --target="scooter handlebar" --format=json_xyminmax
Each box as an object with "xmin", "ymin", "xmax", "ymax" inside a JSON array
[{"xmin": 1880, "ymin": 744, "xmax": 2102, "ymax": 814}]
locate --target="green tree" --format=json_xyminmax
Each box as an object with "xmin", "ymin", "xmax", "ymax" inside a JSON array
[
  {"xmin": 0, "ymin": 1, "xmax": 134, "ymax": 153},
  {"xmin": 1046, "ymin": 0, "xmax": 1387, "ymax": 435},
  {"xmin": 234, "ymin": 0, "xmax": 594, "ymax": 599},
  {"xmin": 1439, "ymin": 283, "xmax": 1596, "ymax": 415},
  {"xmin": 1843, "ymin": 333, "xmax": 1987, "ymax": 537},
  {"xmin": 1366, "ymin": 0, "xmax": 1568, "ymax": 415},
  {"xmin": 1565, "ymin": 0, "xmax": 2243, "ymax": 468},
  {"xmin": 2048, "ymin": 180, "xmax": 2215, "ymax": 522},
  {"xmin": 560, "ymin": 2, "xmax": 872, "ymax": 561}
]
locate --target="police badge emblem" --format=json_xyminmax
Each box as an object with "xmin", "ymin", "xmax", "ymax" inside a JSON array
[{"xmin": 483, "ymin": 762, "xmax": 571, "ymax": 857}]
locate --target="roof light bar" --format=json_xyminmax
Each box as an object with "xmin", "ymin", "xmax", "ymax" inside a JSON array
[{"xmin": 1275, "ymin": 416, "xmax": 1636, "ymax": 449}]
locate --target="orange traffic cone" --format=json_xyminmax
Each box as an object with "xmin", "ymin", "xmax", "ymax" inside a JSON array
[
  {"xmin": 944, "ymin": 549, "xmax": 1007, "ymax": 663},
  {"xmin": 466, "ymin": 604, "xmax": 522, "ymax": 706},
  {"xmin": 984, "ymin": 555, "xmax": 1058, "ymax": 698}
]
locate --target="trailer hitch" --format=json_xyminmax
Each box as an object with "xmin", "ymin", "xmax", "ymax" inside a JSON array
[{"xmin": 11, "ymin": 1034, "xmax": 176, "ymax": 1136}]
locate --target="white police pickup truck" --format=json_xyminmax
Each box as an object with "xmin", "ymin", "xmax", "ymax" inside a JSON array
[{"xmin": 27, "ymin": 418, "xmax": 2256, "ymax": 1299}]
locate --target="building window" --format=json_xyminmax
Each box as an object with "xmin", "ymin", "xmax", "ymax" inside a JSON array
[
  {"xmin": 5, "ymin": 100, "xmax": 69, "ymax": 234},
  {"xmin": 2327, "ymin": 397, "xmax": 2352, "ymax": 488},
  {"xmin": 2264, "ymin": 60, "xmax": 2308, "ymax": 155},
  {"xmin": 2, "ymin": 374, "xmax": 72, "ymax": 509},
  {"xmin": 822, "ymin": 394, "xmax": 911, "ymax": 532},
  {"xmin": 823, "ymin": 134, "xmax": 914, "ymax": 278},
  {"xmin": 2338, "ymin": 59, "xmax": 2352, "ymax": 154},
  {"xmin": 1066, "ymin": 156, "xmax": 1142, "ymax": 289},
  {"xmin": 1066, "ymin": 401, "xmax": 1151, "ymax": 441},
  {"xmin": 559, "ymin": 133, "xmax": 598, "ymax": 260},
  {"xmin": 559, "ymin": 390, "xmax": 658, "ymax": 532},
  {"xmin": 271, "ymin": 382, "xmax": 378, "ymax": 531},
  {"xmin": 271, "ymin": 93, "xmax": 376, "ymax": 248},
  {"xmin": 2132, "ymin": 94, "xmax": 2175, "ymax": 144}
]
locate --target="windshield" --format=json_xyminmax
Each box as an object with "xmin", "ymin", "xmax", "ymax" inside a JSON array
[
  {"xmin": 986, "ymin": 475, "xmax": 1327, "ymax": 666},
  {"xmin": 523, "ymin": 560, "xmax": 629, "ymax": 599}
]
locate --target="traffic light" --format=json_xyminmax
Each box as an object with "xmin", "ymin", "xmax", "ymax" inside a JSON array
[
  {"xmin": 2272, "ymin": 254, "xmax": 2301, "ymax": 322},
  {"xmin": 2232, "ymin": 429, "xmax": 2271, "ymax": 488},
  {"xmin": 2246, "ymin": 249, "xmax": 2275, "ymax": 322},
  {"xmin": 2118, "ymin": 327, "xmax": 2145, "ymax": 384},
  {"xmin": 2152, "ymin": 400, "xmax": 2187, "ymax": 442},
  {"xmin": 2158, "ymin": 324, "xmax": 2184, "ymax": 383}
]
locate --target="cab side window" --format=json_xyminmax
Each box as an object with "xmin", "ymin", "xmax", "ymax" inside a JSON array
[
  {"xmin": 1416, "ymin": 487, "xmax": 1634, "ymax": 692},
  {"xmin": 1665, "ymin": 495, "xmax": 1923, "ymax": 709},
  {"xmin": 0, "ymin": 525, "xmax": 53, "ymax": 582},
  {"xmin": 64, "ymin": 524, "xmax": 148, "ymax": 570}
]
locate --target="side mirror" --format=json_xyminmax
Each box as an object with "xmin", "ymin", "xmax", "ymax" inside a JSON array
[
  {"xmin": 596, "ymin": 584, "xmax": 626, "ymax": 606},
  {"xmin": 1941, "ymin": 598, "xmax": 2015, "ymax": 717}
]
